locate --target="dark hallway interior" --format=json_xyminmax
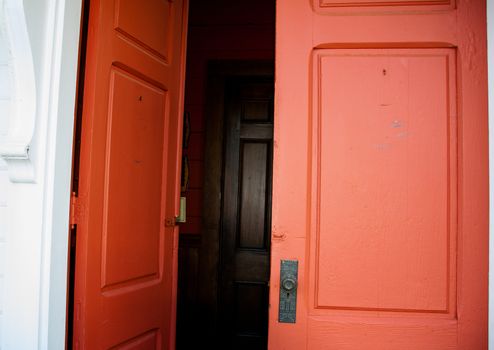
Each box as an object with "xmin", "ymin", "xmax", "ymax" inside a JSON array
[{"xmin": 176, "ymin": 1, "xmax": 275, "ymax": 348}]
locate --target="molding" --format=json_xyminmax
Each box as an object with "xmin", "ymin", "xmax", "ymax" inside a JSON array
[
  {"xmin": 0, "ymin": 0, "xmax": 37, "ymax": 182},
  {"xmin": 318, "ymin": 0, "xmax": 451, "ymax": 7},
  {"xmin": 313, "ymin": 0, "xmax": 455, "ymax": 13},
  {"xmin": 488, "ymin": 0, "xmax": 494, "ymax": 346}
]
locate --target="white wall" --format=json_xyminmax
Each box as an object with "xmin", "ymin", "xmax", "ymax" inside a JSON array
[
  {"xmin": 0, "ymin": 165, "xmax": 7, "ymax": 348},
  {"xmin": 0, "ymin": 6, "xmax": 12, "ymax": 345},
  {"xmin": 0, "ymin": 0, "xmax": 82, "ymax": 348},
  {"xmin": 489, "ymin": 0, "xmax": 494, "ymax": 347}
]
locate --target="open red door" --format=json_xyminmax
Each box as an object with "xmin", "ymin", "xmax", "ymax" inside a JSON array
[
  {"xmin": 270, "ymin": 1, "xmax": 488, "ymax": 349},
  {"xmin": 72, "ymin": 0, "xmax": 188, "ymax": 348}
]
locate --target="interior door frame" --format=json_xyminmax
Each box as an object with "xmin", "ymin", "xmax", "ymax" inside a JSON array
[{"xmin": 181, "ymin": 60, "xmax": 274, "ymax": 345}]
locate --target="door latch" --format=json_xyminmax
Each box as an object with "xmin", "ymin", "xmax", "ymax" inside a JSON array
[
  {"xmin": 176, "ymin": 196, "xmax": 186, "ymax": 223},
  {"xmin": 279, "ymin": 259, "xmax": 298, "ymax": 323},
  {"xmin": 165, "ymin": 197, "xmax": 186, "ymax": 227}
]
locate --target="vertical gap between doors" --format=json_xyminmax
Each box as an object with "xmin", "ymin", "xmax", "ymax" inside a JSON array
[{"xmin": 66, "ymin": 0, "xmax": 90, "ymax": 348}]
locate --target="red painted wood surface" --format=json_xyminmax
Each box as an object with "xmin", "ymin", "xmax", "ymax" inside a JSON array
[
  {"xmin": 72, "ymin": 0, "xmax": 188, "ymax": 348},
  {"xmin": 270, "ymin": 1, "xmax": 488, "ymax": 349}
]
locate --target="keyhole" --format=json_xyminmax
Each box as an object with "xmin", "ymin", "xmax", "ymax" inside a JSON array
[
  {"xmin": 382, "ymin": 69, "xmax": 387, "ymax": 76},
  {"xmin": 138, "ymin": 95, "xmax": 143, "ymax": 101}
]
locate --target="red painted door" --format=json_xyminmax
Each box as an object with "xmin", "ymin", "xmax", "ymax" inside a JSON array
[
  {"xmin": 72, "ymin": 0, "xmax": 188, "ymax": 348},
  {"xmin": 270, "ymin": 1, "xmax": 488, "ymax": 349}
]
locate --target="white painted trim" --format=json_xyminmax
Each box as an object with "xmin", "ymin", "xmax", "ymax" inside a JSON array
[
  {"xmin": 1, "ymin": 0, "xmax": 82, "ymax": 348},
  {"xmin": 0, "ymin": 0, "xmax": 82, "ymax": 344},
  {"xmin": 0, "ymin": 0, "xmax": 37, "ymax": 182},
  {"xmin": 37, "ymin": 0, "xmax": 83, "ymax": 348},
  {"xmin": 488, "ymin": 0, "xmax": 494, "ymax": 347}
]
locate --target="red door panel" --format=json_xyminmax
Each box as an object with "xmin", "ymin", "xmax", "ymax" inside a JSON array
[
  {"xmin": 102, "ymin": 67, "xmax": 165, "ymax": 290},
  {"xmin": 310, "ymin": 49, "xmax": 456, "ymax": 313},
  {"xmin": 271, "ymin": 1, "xmax": 487, "ymax": 349},
  {"xmin": 72, "ymin": 0, "xmax": 188, "ymax": 348}
]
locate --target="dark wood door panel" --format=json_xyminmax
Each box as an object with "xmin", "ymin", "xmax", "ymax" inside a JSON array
[
  {"xmin": 239, "ymin": 141, "xmax": 270, "ymax": 250},
  {"xmin": 220, "ymin": 77, "xmax": 274, "ymax": 349}
]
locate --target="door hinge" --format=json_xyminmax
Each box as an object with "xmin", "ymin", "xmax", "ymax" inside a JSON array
[
  {"xmin": 165, "ymin": 217, "xmax": 176, "ymax": 227},
  {"xmin": 70, "ymin": 192, "xmax": 84, "ymax": 228}
]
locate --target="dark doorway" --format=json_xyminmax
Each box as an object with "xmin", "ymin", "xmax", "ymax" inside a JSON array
[
  {"xmin": 176, "ymin": 1, "xmax": 275, "ymax": 349},
  {"xmin": 219, "ymin": 77, "xmax": 273, "ymax": 348},
  {"xmin": 177, "ymin": 63, "xmax": 274, "ymax": 349}
]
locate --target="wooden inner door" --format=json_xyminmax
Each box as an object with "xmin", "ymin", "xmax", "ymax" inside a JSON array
[
  {"xmin": 176, "ymin": 61, "xmax": 275, "ymax": 349},
  {"xmin": 219, "ymin": 77, "xmax": 274, "ymax": 349}
]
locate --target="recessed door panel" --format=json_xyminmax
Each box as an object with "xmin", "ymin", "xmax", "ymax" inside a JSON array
[
  {"xmin": 317, "ymin": 0, "xmax": 453, "ymax": 8},
  {"xmin": 114, "ymin": 0, "xmax": 173, "ymax": 61},
  {"xmin": 109, "ymin": 330, "xmax": 159, "ymax": 350},
  {"xmin": 239, "ymin": 142, "xmax": 269, "ymax": 250},
  {"xmin": 102, "ymin": 68, "xmax": 166, "ymax": 289},
  {"xmin": 234, "ymin": 282, "xmax": 269, "ymax": 335},
  {"xmin": 241, "ymin": 100, "xmax": 272, "ymax": 122},
  {"xmin": 312, "ymin": 49, "xmax": 456, "ymax": 313}
]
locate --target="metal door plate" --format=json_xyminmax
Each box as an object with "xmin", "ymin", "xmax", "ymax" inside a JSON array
[{"xmin": 279, "ymin": 259, "xmax": 298, "ymax": 323}]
